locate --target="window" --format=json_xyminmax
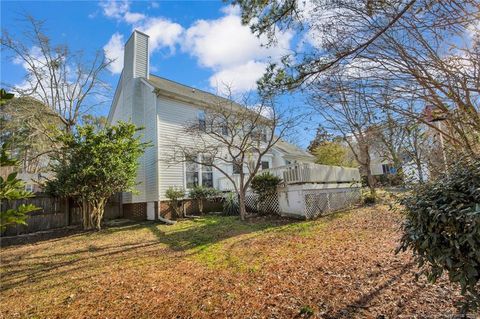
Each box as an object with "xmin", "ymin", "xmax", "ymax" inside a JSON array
[
  {"xmin": 260, "ymin": 128, "xmax": 268, "ymax": 143},
  {"xmin": 186, "ymin": 159, "xmax": 199, "ymax": 188},
  {"xmin": 25, "ymin": 184, "xmax": 34, "ymax": 192},
  {"xmin": 382, "ymin": 164, "xmax": 396, "ymax": 175},
  {"xmin": 221, "ymin": 122, "xmax": 228, "ymax": 136},
  {"xmin": 198, "ymin": 110, "xmax": 206, "ymax": 131},
  {"xmin": 233, "ymin": 161, "xmax": 242, "ymax": 174},
  {"xmin": 261, "ymin": 161, "xmax": 270, "ymax": 170},
  {"xmin": 186, "ymin": 155, "xmax": 214, "ymax": 188},
  {"xmin": 201, "ymin": 155, "xmax": 213, "ymax": 187}
]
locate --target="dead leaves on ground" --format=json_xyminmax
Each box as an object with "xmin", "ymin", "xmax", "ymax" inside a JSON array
[{"xmin": 0, "ymin": 205, "xmax": 469, "ymax": 318}]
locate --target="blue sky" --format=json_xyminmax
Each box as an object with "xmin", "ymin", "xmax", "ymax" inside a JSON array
[{"xmin": 1, "ymin": 0, "xmax": 315, "ymax": 147}]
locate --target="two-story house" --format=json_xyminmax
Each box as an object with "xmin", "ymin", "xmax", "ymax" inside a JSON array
[{"xmin": 107, "ymin": 30, "xmax": 317, "ymax": 220}]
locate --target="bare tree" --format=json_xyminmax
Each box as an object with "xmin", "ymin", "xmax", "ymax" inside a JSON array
[
  {"xmin": 402, "ymin": 122, "xmax": 432, "ymax": 184},
  {"xmin": 0, "ymin": 96, "xmax": 59, "ymax": 173},
  {"xmin": 164, "ymin": 91, "xmax": 299, "ymax": 220},
  {"xmin": 310, "ymin": 71, "xmax": 379, "ymax": 196},
  {"xmin": 355, "ymin": 2, "xmax": 480, "ymax": 154},
  {"xmin": 1, "ymin": 16, "xmax": 112, "ymax": 134},
  {"xmin": 370, "ymin": 106, "xmax": 408, "ymax": 181}
]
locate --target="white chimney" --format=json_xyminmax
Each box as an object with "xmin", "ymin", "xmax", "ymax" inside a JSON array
[{"xmin": 123, "ymin": 30, "xmax": 149, "ymax": 79}]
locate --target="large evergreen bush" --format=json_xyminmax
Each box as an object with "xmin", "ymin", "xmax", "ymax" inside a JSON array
[{"xmin": 398, "ymin": 156, "xmax": 480, "ymax": 311}]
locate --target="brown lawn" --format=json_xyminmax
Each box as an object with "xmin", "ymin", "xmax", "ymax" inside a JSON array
[{"xmin": 0, "ymin": 205, "xmax": 466, "ymax": 318}]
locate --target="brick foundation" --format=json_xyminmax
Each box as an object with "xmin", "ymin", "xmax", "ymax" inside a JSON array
[
  {"xmin": 124, "ymin": 198, "xmax": 224, "ymax": 221},
  {"xmin": 160, "ymin": 198, "xmax": 223, "ymax": 219}
]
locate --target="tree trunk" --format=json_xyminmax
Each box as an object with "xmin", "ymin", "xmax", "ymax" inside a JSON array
[
  {"xmin": 416, "ymin": 158, "xmax": 424, "ymax": 183},
  {"xmin": 238, "ymin": 190, "xmax": 247, "ymax": 221},
  {"xmin": 198, "ymin": 199, "xmax": 204, "ymax": 215},
  {"xmin": 81, "ymin": 200, "xmax": 93, "ymax": 230},
  {"xmin": 364, "ymin": 158, "xmax": 376, "ymax": 198},
  {"xmin": 91, "ymin": 198, "xmax": 106, "ymax": 230}
]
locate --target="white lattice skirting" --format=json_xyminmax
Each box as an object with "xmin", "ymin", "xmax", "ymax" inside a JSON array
[
  {"xmin": 244, "ymin": 193, "xmax": 279, "ymax": 215},
  {"xmin": 242, "ymin": 184, "xmax": 361, "ymax": 219},
  {"xmin": 302, "ymin": 188, "xmax": 361, "ymax": 219},
  {"xmin": 277, "ymin": 184, "xmax": 361, "ymax": 219}
]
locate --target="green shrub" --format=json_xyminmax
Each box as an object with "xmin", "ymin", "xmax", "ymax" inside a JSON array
[
  {"xmin": 188, "ymin": 186, "xmax": 219, "ymax": 214},
  {"xmin": 397, "ymin": 155, "xmax": 480, "ymax": 311},
  {"xmin": 223, "ymin": 192, "xmax": 239, "ymax": 216},
  {"xmin": 250, "ymin": 172, "xmax": 282, "ymax": 215},
  {"xmin": 0, "ymin": 144, "xmax": 40, "ymax": 231},
  {"xmin": 251, "ymin": 172, "xmax": 282, "ymax": 199},
  {"xmin": 165, "ymin": 187, "xmax": 185, "ymax": 218},
  {"xmin": 362, "ymin": 189, "xmax": 376, "ymax": 205}
]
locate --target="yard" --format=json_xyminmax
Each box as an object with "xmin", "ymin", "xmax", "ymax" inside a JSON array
[{"xmin": 0, "ymin": 205, "xmax": 463, "ymax": 318}]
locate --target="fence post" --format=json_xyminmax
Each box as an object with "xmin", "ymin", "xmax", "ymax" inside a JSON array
[
  {"xmin": 64, "ymin": 197, "xmax": 70, "ymax": 226},
  {"xmin": 118, "ymin": 193, "xmax": 123, "ymax": 218}
]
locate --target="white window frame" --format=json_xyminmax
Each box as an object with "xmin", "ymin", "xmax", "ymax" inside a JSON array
[{"xmin": 184, "ymin": 154, "xmax": 214, "ymax": 189}]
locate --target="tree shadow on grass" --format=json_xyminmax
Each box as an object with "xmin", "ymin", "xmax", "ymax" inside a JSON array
[
  {"xmin": 0, "ymin": 214, "xmax": 303, "ymax": 292},
  {"xmin": 145, "ymin": 214, "xmax": 295, "ymax": 252},
  {"xmin": 322, "ymin": 261, "xmax": 416, "ymax": 318}
]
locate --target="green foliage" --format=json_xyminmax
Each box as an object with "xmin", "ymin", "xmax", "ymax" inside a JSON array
[
  {"xmin": 189, "ymin": 186, "xmax": 220, "ymax": 214},
  {"xmin": 47, "ymin": 121, "xmax": 148, "ymax": 230},
  {"xmin": 307, "ymin": 125, "xmax": 336, "ymax": 153},
  {"xmin": 188, "ymin": 186, "xmax": 218, "ymax": 200},
  {"xmin": 299, "ymin": 305, "xmax": 314, "ymax": 317},
  {"xmin": 362, "ymin": 188, "xmax": 377, "ymax": 205},
  {"xmin": 313, "ymin": 141, "xmax": 353, "ymax": 167},
  {"xmin": 0, "ymin": 88, "xmax": 14, "ymax": 106},
  {"xmin": 165, "ymin": 186, "xmax": 185, "ymax": 217},
  {"xmin": 251, "ymin": 172, "xmax": 282, "ymax": 201},
  {"xmin": 398, "ymin": 156, "xmax": 480, "ymax": 311},
  {"xmin": 223, "ymin": 192, "xmax": 239, "ymax": 216},
  {"xmin": 165, "ymin": 187, "xmax": 185, "ymax": 201},
  {"xmin": 0, "ymin": 144, "xmax": 39, "ymax": 231}
]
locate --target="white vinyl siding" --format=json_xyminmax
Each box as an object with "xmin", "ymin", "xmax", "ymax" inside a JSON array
[{"xmin": 157, "ymin": 96, "xmax": 198, "ymax": 199}]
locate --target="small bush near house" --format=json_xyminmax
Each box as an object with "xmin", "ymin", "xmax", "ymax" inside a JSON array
[
  {"xmin": 223, "ymin": 192, "xmax": 239, "ymax": 216},
  {"xmin": 251, "ymin": 172, "xmax": 282, "ymax": 200},
  {"xmin": 398, "ymin": 155, "xmax": 480, "ymax": 312},
  {"xmin": 165, "ymin": 187, "xmax": 185, "ymax": 218},
  {"xmin": 251, "ymin": 172, "xmax": 282, "ymax": 214},
  {"xmin": 189, "ymin": 186, "xmax": 219, "ymax": 214}
]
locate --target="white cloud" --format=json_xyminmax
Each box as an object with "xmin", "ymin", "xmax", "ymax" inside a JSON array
[
  {"xmin": 98, "ymin": 3, "xmax": 293, "ymax": 93},
  {"xmin": 103, "ymin": 33, "xmax": 124, "ymax": 74},
  {"xmin": 99, "ymin": 0, "xmax": 183, "ymax": 54},
  {"xmin": 184, "ymin": 13, "xmax": 291, "ymax": 69},
  {"xmin": 467, "ymin": 20, "xmax": 479, "ymax": 40},
  {"xmin": 136, "ymin": 18, "xmax": 183, "ymax": 52},
  {"xmin": 220, "ymin": 4, "xmax": 241, "ymax": 16},
  {"xmin": 100, "ymin": 0, "xmax": 130, "ymax": 20},
  {"xmin": 183, "ymin": 6, "xmax": 292, "ymax": 93},
  {"xmin": 124, "ymin": 12, "xmax": 145, "ymax": 24},
  {"xmin": 209, "ymin": 60, "xmax": 267, "ymax": 94}
]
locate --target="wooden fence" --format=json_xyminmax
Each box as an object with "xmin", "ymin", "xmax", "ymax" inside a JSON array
[{"xmin": 1, "ymin": 193, "xmax": 122, "ymax": 236}]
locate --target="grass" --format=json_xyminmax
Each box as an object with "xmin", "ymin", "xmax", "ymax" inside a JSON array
[{"xmin": 0, "ymin": 205, "xmax": 465, "ymax": 318}]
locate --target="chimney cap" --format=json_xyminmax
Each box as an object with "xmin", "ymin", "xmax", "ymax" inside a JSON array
[{"xmin": 133, "ymin": 29, "xmax": 150, "ymax": 38}]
